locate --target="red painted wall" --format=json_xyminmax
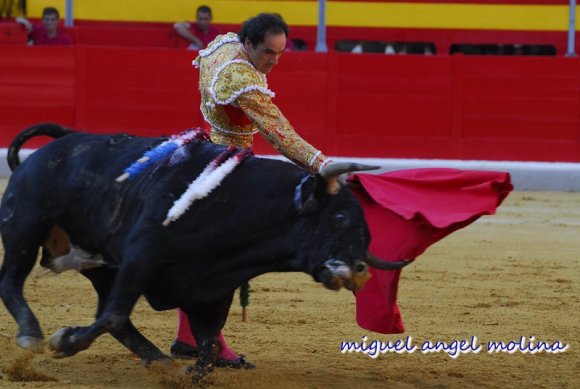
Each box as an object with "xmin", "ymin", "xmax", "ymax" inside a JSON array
[{"xmin": 0, "ymin": 45, "xmax": 579, "ymax": 162}]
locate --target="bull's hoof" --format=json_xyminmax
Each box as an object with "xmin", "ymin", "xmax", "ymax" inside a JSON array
[
  {"xmin": 186, "ymin": 362, "xmax": 214, "ymax": 384},
  {"xmin": 48, "ymin": 326, "xmax": 83, "ymax": 358},
  {"xmin": 215, "ymin": 354, "xmax": 256, "ymax": 369},
  {"xmin": 16, "ymin": 336, "xmax": 45, "ymax": 353},
  {"xmin": 141, "ymin": 353, "xmax": 172, "ymax": 367}
]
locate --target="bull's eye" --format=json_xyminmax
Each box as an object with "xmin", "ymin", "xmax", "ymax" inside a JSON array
[{"xmin": 334, "ymin": 212, "xmax": 350, "ymax": 229}]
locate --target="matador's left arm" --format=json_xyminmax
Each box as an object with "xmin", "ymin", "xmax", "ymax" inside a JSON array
[{"xmin": 237, "ymin": 91, "xmax": 330, "ymax": 173}]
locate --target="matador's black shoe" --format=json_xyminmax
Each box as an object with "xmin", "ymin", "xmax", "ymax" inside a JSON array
[
  {"xmin": 215, "ymin": 354, "xmax": 256, "ymax": 369},
  {"xmin": 170, "ymin": 340, "xmax": 256, "ymax": 369},
  {"xmin": 170, "ymin": 340, "xmax": 198, "ymax": 359}
]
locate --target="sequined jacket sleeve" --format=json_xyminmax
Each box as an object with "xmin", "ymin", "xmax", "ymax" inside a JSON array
[{"xmin": 236, "ymin": 91, "xmax": 329, "ymax": 173}]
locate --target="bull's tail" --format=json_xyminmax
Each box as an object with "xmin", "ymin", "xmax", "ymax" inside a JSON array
[{"xmin": 7, "ymin": 123, "xmax": 75, "ymax": 171}]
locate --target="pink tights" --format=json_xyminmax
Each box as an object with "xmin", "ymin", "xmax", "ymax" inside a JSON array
[{"xmin": 176, "ymin": 308, "xmax": 239, "ymax": 361}]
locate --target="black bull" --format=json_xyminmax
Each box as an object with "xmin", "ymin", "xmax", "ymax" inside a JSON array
[{"xmin": 0, "ymin": 124, "xmax": 410, "ymax": 377}]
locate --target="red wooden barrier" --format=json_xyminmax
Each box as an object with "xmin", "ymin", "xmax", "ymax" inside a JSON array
[
  {"xmin": 0, "ymin": 45, "xmax": 579, "ymax": 162},
  {"xmin": 0, "ymin": 22, "xmax": 28, "ymax": 45},
  {"xmin": 74, "ymin": 46, "xmax": 201, "ymax": 136},
  {"xmin": 0, "ymin": 46, "xmax": 76, "ymax": 147}
]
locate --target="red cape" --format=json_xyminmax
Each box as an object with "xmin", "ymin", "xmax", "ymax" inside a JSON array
[{"xmin": 350, "ymin": 168, "xmax": 513, "ymax": 334}]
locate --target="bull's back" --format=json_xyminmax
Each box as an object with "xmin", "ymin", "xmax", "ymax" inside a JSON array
[
  {"xmin": 15, "ymin": 133, "xmax": 154, "ymax": 181},
  {"xmin": 4, "ymin": 131, "xmax": 304, "ymax": 239},
  {"xmin": 3, "ymin": 133, "xmax": 157, "ymax": 227}
]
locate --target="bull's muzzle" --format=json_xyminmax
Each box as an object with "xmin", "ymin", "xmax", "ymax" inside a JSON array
[{"xmin": 318, "ymin": 259, "xmax": 371, "ymax": 291}]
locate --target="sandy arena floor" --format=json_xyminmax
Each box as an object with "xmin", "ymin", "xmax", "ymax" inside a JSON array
[{"xmin": 0, "ymin": 177, "xmax": 578, "ymax": 388}]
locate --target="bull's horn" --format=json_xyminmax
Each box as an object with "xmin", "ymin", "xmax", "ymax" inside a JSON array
[
  {"xmin": 321, "ymin": 162, "xmax": 380, "ymax": 195},
  {"xmin": 364, "ymin": 252, "xmax": 415, "ymax": 270},
  {"xmin": 320, "ymin": 162, "xmax": 380, "ymax": 179}
]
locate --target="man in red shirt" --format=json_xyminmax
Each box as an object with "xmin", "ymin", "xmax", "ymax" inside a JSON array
[
  {"xmin": 16, "ymin": 7, "xmax": 72, "ymax": 46},
  {"xmin": 174, "ymin": 5, "xmax": 219, "ymax": 50}
]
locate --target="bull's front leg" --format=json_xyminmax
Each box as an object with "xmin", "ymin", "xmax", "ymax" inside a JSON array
[
  {"xmin": 83, "ymin": 267, "xmax": 169, "ymax": 364},
  {"xmin": 186, "ymin": 330, "xmax": 217, "ymax": 381},
  {"xmin": 49, "ymin": 319, "xmax": 168, "ymax": 364},
  {"xmin": 183, "ymin": 294, "xmax": 255, "ymax": 383},
  {"xmin": 48, "ymin": 254, "xmax": 158, "ymax": 358}
]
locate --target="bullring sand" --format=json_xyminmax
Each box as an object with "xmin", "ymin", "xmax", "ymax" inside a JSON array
[{"xmin": 0, "ymin": 179, "xmax": 578, "ymax": 388}]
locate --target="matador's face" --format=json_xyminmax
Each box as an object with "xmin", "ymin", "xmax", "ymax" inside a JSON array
[{"xmin": 244, "ymin": 32, "xmax": 286, "ymax": 75}]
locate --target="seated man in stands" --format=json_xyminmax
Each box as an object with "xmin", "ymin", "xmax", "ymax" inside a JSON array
[
  {"xmin": 16, "ymin": 7, "xmax": 72, "ymax": 45},
  {"xmin": 174, "ymin": 5, "xmax": 219, "ymax": 50}
]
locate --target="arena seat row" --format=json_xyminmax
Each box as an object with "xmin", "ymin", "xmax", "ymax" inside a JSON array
[{"xmin": 0, "ymin": 20, "xmax": 394, "ymax": 50}]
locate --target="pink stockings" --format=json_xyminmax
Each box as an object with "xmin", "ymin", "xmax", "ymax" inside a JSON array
[{"xmin": 176, "ymin": 308, "xmax": 239, "ymax": 361}]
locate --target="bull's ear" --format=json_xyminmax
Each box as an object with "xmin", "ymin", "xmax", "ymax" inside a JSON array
[
  {"xmin": 294, "ymin": 175, "xmax": 323, "ymax": 215},
  {"xmin": 298, "ymin": 194, "xmax": 319, "ymax": 215}
]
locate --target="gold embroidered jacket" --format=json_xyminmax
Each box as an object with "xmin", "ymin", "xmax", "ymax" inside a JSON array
[{"xmin": 194, "ymin": 33, "xmax": 329, "ymax": 173}]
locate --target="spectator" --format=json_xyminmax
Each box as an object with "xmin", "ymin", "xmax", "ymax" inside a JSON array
[
  {"xmin": 16, "ymin": 7, "xmax": 72, "ymax": 46},
  {"xmin": 174, "ymin": 5, "xmax": 219, "ymax": 50}
]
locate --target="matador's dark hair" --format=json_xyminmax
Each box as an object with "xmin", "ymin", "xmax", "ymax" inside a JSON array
[{"xmin": 238, "ymin": 13, "xmax": 288, "ymax": 48}]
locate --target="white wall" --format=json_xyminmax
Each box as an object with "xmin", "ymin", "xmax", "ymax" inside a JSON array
[{"xmin": 2, "ymin": 149, "xmax": 580, "ymax": 191}]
